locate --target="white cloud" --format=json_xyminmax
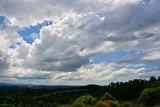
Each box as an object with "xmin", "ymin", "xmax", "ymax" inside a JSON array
[
  {"xmin": 51, "ymin": 63, "xmax": 146, "ymax": 81},
  {"xmin": 30, "ymin": 33, "xmax": 39, "ymax": 39},
  {"xmin": 0, "ymin": 0, "xmax": 160, "ymax": 84},
  {"xmin": 26, "ymin": 12, "xmax": 108, "ymax": 72},
  {"xmin": 0, "ymin": 33, "xmax": 13, "ymax": 72},
  {"xmin": 143, "ymin": 51, "xmax": 160, "ymax": 61},
  {"xmin": 0, "ymin": 0, "xmax": 109, "ymax": 26}
]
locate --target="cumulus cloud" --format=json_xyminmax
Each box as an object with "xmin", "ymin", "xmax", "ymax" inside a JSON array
[
  {"xmin": 0, "ymin": 0, "xmax": 160, "ymax": 84},
  {"xmin": 25, "ymin": 12, "xmax": 116, "ymax": 72}
]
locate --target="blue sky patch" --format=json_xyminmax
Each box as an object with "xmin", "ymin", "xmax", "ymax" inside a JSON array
[
  {"xmin": 91, "ymin": 50, "xmax": 160, "ymax": 71},
  {"xmin": 18, "ymin": 21, "xmax": 52, "ymax": 44},
  {"xmin": 9, "ymin": 42, "xmax": 21, "ymax": 49},
  {"xmin": 90, "ymin": 50, "xmax": 145, "ymax": 64},
  {"xmin": 0, "ymin": 16, "xmax": 5, "ymax": 24},
  {"xmin": 145, "ymin": 61, "xmax": 160, "ymax": 70}
]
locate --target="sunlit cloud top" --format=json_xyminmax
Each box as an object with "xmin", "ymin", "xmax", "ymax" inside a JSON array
[{"xmin": 0, "ymin": 0, "xmax": 160, "ymax": 85}]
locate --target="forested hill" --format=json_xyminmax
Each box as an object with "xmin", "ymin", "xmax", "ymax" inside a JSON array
[
  {"xmin": 0, "ymin": 76, "xmax": 160, "ymax": 107},
  {"xmin": 34, "ymin": 76, "xmax": 160, "ymax": 104}
]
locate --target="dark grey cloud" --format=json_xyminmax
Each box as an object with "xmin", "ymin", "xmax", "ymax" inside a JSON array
[
  {"xmin": 0, "ymin": 58, "xmax": 9, "ymax": 71},
  {"xmin": 0, "ymin": 50, "xmax": 10, "ymax": 72},
  {"xmin": 32, "ymin": 55, "xmax": 90, "ymax": 72}
]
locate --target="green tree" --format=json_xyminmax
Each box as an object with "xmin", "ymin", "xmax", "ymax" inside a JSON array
[
  {"xmin": 74, "ymin": 94, "xmax": 97, "ymax": 105},
  {"xmin": 139, "ymin": 88, "xmax": 159, "ymax": 106},
  {"xmin": 151, "ymin": 81, "xmax": 160, "ymax": 88},
  {"xmin": 150, "ymin": 76, "xmax": 156, "ymax": 82},
  {"xmin": 12, "ymin": 92, "xmax": 35, "ymax": 106},
  {"xmin": 158, "ymin": 76, "xmax": 160, "ymax": 81},
  {"xmin": 101, "ymin": 93, "xmax": 116, "ymax": 101}
]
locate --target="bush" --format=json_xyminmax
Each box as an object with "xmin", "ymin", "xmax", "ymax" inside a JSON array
[
  {"xmin": 139, "ymin": 88, "xmax": 160, "ymax": 106},
  {"xmin": 95, "ymin": 101, "xmax": 119, "ymax": 107},
  {"xmin": 120, "ymin": 101, "xmax": 132, "ymax": 107},
  {"xmin": 95, "ymin": 101, "xmax": 110, "ymax": 107},
  {"xmin": 105, "ymin": 100, "xmax": 119, "ymax": 107},
  {"xmin": 101, "ymin": 93, "xmax": 116, "ymax": 101},
  {"xmin": 74, "ymin": 95, "xmax": 97, "ymax": 105},
  {"xmin": 72, "ymin": 102, "xmax": 85, "ymax": 107}
]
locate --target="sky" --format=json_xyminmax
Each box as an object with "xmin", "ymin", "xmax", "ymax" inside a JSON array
[{"xmin": 0, "ymin": 0, "xmax": 160, "ymax": 85}]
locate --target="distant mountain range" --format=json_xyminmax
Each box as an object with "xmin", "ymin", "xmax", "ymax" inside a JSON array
[
  {"xmin": 0, "ymin": 83, "xmax": 81, "ymax": 89},
  {"xmin": 0, "ymin": 83, "xmax": 34, "ymax": 86}
]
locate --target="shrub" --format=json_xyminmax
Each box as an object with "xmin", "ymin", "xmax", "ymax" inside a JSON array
[
  {"xmin": 95, "ymin": 101, "xmax": 119, "ymax": 107},
  {"xmin": 101, "ymin": 93, "xmax": 116, "ymax": 101},
  {"xmin": 95, "ymin": 101, "xmax": 110, "ymax": 107},
  {"xmin": 105, "ymin": 100, "xmax": 119, "ymax": 107},
  {"xmin": 72, "ymin": 102, "xmax": 85, "ymax": 107},
  {"xmin": 120, "ymin": 101, "xmax": 132, "ymax": 107},
  {"xmin": 74, "ymin": 95, "xmax": 97, "ymax": 105}
]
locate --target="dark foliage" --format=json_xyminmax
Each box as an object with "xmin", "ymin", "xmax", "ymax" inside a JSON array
[{"xmin": 0, "ymin": 76, "xmax": 159, "ymax": 106}]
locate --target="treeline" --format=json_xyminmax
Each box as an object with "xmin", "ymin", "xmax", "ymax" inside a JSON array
[
  {"xmin": 102, "ymin": 76, "xmax": 160, "ymax": 101},
  {"xmin": 35, "ymin": 76, "xmax": 160, "ymax": 104},
  {"xmin": 0, "ymin": 76, "xmax": 159, "ymax": 107}
]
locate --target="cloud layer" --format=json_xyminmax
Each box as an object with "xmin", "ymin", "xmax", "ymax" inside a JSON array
[{"xmin": 0, "ymin": 0, "xmax": 160, "ymax": 85}]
